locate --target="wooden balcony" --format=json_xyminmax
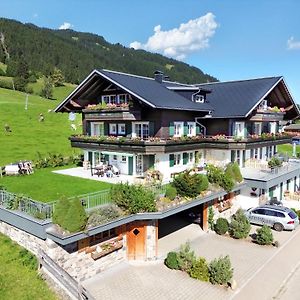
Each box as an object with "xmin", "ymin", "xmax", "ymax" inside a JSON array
[
  {"xmin": 250, "ymin": 108, "xmax": 286, "ymax": 122},
  {"xmin": 69, "ymin": 133, "xmax": 292, "ymax": 153},
  {"xmin": 83, "ymin": 107, "xmax": 141, "ymax": 121}
]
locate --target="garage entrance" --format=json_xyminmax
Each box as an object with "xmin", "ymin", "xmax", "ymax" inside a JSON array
[{"xmin": 157, "ymin": 204, "xmax": 205, "ymax": 257}]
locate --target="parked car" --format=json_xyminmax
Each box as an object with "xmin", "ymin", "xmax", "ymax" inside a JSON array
[{"xmin": 245, "ymin": 205, "xmax": 299, "ymax": 231}]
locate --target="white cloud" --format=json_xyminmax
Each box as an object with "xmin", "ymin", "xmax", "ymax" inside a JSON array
[
  {"xmin": 130, "ymin": 13, "xmax": 218, "ymax": 60},
  {"xmin": 33, "ymin": 13, "xmax": 38, "ymax": 18},
  {"xmin": 287, "ymin": 36, "xmax": 300, "ymax": 50},
  {"xmin": 59, "ymin": 22, "xmax": 73, "ymax": 30}
]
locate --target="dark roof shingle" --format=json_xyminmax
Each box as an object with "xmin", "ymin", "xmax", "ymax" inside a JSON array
[{"xmin": 196, "ymin": 77, "xmax": 282, "ymax": 118}]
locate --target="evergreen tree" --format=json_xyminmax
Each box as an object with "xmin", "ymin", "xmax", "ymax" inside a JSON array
[
  {"xmin": 51, "ymin": 67, "xmax": 65, "ymax": 87},
  {"xmin": 40, "ymin": 76, "xmax": 53, "ymax": 99}
]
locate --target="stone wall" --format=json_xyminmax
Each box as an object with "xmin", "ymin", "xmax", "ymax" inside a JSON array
[
  {"xmin": 145, "ymin": 220, "xmax": 158, "ymax": 260},
  {"xmin": 0, "ymin": 220, "xmax": 126, "ymax": 282}
]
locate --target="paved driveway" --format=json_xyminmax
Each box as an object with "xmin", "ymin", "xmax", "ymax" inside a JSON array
[{"xmin": 83, "ymin": 226, "xmax": 300, "ymax": 300}]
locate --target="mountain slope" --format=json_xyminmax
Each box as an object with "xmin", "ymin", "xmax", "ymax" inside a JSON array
[{"xmin": 0, "ymin": 18, "xmax": 217, "ymax": 84}]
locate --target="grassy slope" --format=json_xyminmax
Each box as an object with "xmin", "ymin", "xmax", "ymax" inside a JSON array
[
  {"xmin": 277, "ymin": 144, "xmax": 300, "ymax": 157},
  {"xmin": 0, "ymin": 234, "xmax": 57, "ymax": 300},
  {"xmin": 0, "ymin": 86, "xmax": 79, "ymax": 166},
  {"xmin": 0, "ymin": 167, "xmax": 111, "ymax": 202}
]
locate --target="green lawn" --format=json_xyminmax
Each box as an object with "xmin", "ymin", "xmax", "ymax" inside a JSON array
[
  {"xmin": 0, "ymin": 167, "xmax": 112, "ymax": 202},
  {"xmin": 277, "ymin": 143, "xmax": 300, "ymax": 157},
  {"xmin": 0, "ymin": 87, "xmax": 79, "ymax": 166},
  {"xmin": 0, "ymin": 234, "xmax": 57, "ymax": 300}
]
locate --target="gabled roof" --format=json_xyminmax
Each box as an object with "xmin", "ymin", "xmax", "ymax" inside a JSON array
[
  {"xmin": 99, "ymin": 70, "xmax": 213, "ymax": 112},
  {"xmin": 54, "ymin": 69, "xmax": 213, "ymax": 113},
  {"xmin": 196, "ymin": 76, "xmax": 284, "ymax": 118}
]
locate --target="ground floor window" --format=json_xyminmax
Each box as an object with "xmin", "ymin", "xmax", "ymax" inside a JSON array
[
  {"xmin": 189, "ymin": 152, "xmax": 194, "ymax": 163},
  {"xmin": 174, "ymin": 153, "xmax": 181, "ymax": 165},
  {"xmin": 89, "ymin": 228, "xmax": 117, "ymax": 247}
]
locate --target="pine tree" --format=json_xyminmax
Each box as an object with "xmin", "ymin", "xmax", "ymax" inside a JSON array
[
  {"xmin": 40, "ymin": 76, "xmax": 53, "ymax": 99},
  {"xmin": 51, "ymin": 67, "xmax": 65, "ymax": 87}
]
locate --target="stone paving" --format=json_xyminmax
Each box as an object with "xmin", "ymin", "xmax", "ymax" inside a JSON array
[{"xmin": 83, "ymin": 225, "xmax": 299, "ymax": 300}]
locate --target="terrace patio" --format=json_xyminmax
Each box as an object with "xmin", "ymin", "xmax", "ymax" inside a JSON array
[{"xmin": 53, "ymin": 167, "xmax": 141, "ymax": 185}]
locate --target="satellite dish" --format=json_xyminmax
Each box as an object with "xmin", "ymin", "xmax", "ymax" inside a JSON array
[{"xmin": 68, "ymin": 112, "xmax": 76, "ymax": 121}]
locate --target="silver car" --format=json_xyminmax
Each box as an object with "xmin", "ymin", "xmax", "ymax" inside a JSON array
[{"xmin": 245, "ymin": 205, "xmax": 299, "ymax": 231}]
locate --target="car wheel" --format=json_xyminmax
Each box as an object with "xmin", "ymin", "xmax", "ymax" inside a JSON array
[{"xmin": 274, "ymin": 223, "xmax": 284, "ymax": 232}]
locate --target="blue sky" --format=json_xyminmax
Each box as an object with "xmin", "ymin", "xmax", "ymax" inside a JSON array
[{"xmin": 2, "ymin": 0, "xmax": 300, "ymax": 102}]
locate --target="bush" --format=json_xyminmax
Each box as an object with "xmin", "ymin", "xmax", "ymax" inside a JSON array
[
  {"xmin": 165, "ymin": 185, "xmax": 177, "ymax": 200},
  {"xmin": 229, "ymin": 209, "xmax": 251, "ymax": 239},
  {"xmin": 268, "ymin": 157, "xmax": 282, "ymax": 168},
  {"xmin": 173, "ymin": 171, "xmax": 209, "ymax": 198},
  {"xmin": 0, "ymin": 77, "xmax": 13, "ymax": 90},
  {"xmin": 206, "ymin": 164, "xmax": 223, "ymax": 185},
  {"xmin": 231, "ymin": 162, "xmax": 243, "ymax": 183},
  {"xmin": 87, "ymin": 205, "xmax": 121, "ymax": 228},
  {"xmin": 214, "ymin": 218, "xmax": 229, "ymax": 235},
  {"xmin": 189, "ymin": 257, "xmax": 209, "ymax": 282},
  {"xmin": 53, "ymin": 197, "xmax": 87, "ymax": 233},
  {"xmin": 165, "ymin": 251, "xmax": 179, "ymax": 270},
  {"xmin": 256, "ymin": 225, "xmax": 274, "ymax": 245},
  {"xmin": 177, "ymin": 242, "xmax": 196, "ymax": 273},
  {"xmin": 52, "ymin": 197, "xmax": 70, "ymax": 227},
  {"xmin": 208, "ymin": 206, "xmax": 214, "ymax": 230},
  {"xmin": 220, "ymin": 174, "xmax": 235, "ymax": 192},
  {"xmin": 111, "ymin": 183, "xmax": 156, "ymax": 214},
  {"xmin": 209, "ymin": 255, "xmax": 233, "ymax": 285},
  {"xmin": 63, "ymin": 199, "xmax": 87, "ymax": 233}
]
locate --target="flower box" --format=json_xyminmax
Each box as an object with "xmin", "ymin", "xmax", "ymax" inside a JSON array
[{"xmin": 90, "ymin": 236, "xmax": 123, "ymax": 260}]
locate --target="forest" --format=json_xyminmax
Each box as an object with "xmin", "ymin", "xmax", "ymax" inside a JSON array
[{"xmin": 0, "ymin": 18, "xmax": 217, "ymax": 85}]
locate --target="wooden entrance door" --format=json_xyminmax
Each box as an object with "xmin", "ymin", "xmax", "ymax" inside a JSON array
[{"xmin": 127, "ymin": 222, "xmax": 146, "ymax": 260}]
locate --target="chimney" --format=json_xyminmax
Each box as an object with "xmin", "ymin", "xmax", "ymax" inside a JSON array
[{"xmin": 154, "ymin": 70, "xmax": 164, "ymax": 83}]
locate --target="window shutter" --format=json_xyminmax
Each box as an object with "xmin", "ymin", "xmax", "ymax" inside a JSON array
[
  {"xmin": 88, "ymin": 152, "xmax": 93, "ymax": 166},
  {"xmin": 231, "ymin": 150, "xmax": 235, "ymax": 162},
  {"xmin": 196, "ymin": 124, "xmax": 200, "ymax": 135},
  {"xmin": 183, "ymin": 152, "xmax": 188, "ymax": 165},
  {"xmin": 169, "ymin": 154, "xmax": 174, "ymax": 167},
  {"xmin": 126, "ymin": 123, "xmax": 132, "ymax": 136},
  {"xmin": 149, "ymin": 122, "xmax": 155, "ymax": 137},
  {"xmin": 104, "ymin": 123, "xmax": 109, "ymax": 135},
  {"xmin": 169, "ymin": 122, "xmax": 174, "ymax": 136},
  {"xmin": 86, "ymin": 122, "xmax": 91, "ymax": 135},
  {"xmin": 104, "ymin": 154, "xmax": 109, "ymax": 163},
  {"xmin": 184, "ymin": 123, "xmax": 188, "ymax": 136},
  {"xmin": 149, "ymin": 155, "xmax": 155, "ymax": 168}
]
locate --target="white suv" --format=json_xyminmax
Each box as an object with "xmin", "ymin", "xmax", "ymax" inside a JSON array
[{"xmin": 245, "ymin": 205, "xmax": 299, "ymax": 231}]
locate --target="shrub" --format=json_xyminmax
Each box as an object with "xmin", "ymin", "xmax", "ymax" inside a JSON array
[
  {"xmin": 256, "ymin": 225, "xmax": 274, "ymax": 245},
  {"xmin": 177, "ymin": 242, "xmax": 196, "ymax": 273},
  {"xmin": 209, "ymin": 255, "xmax": 233, "ymax": 285},
  {"xmin": 220, "ymin": 174, "xmax": 235, "ymax": 192},
  {"xmin": 111, "ymin": 183, "xmax": 156, "ymax": 214},
  {"xmin": 198, "ymin": 174, "xmax": 209, "ymax": 191},
  {"xmin": 0, "ymin": 77, "xmax": 13, "ymax": 89},
  {"xmin": 165, "ymin": 251, "xmax": 179, "ymax": 270},
  {"xmin": 229, "ymin": 209, "xmax": 251, "ymax": 239},
  {"xmin": 87, "ymin": 205, "xmax": 121, "ymax": 228},
  {"xmin": 214, "ymin": 218, "xmax": 229, "ymax": 235},
  {"xmin": 52, "ymin": 197, "xmax": 70, "ymax": 227},
  {"xmin": 206, "ymin": 164, "xmax": 223, "ymax": 184},
  {"xmin": 173, "ymin": 171, "xmax": 208, "ymax": 198},
  {"xmin": 63, "ymin": 199, "xmax": 87, "ymax": 233},
  {"xmin": 231, "ymin": 162, "xmax": 243, "ymax": 183},
  {"xmin": 53, "ymin": 197, "xmax": 87, "ymax": 233},
  {"xmin": 189, "ymin": 257, "xmax": 209, "ymax": 282},
  {"xmin": 268, "ymin": 157, "xmax": 282, "ymax": 169},
  {"xmin": 208, "ymin": 206, "xmax": 215, "ymax": 230},
  {"xmin": 165, "ymin": 185, "xmax": 177, "ymax": 200}
]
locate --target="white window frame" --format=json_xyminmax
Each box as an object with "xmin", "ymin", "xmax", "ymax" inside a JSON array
[
  {"xmin": 109, "ymin": 123, "xmax": 117, "ymax": 135},
  {"xmin": 174, "ymin": 122, "xmax": 184, "ymax": 137},
  {"xmin": 118, "ymin": 94, "xmax": 129, "ymax": 104},
  {"xmin": 187, "ymin": 122, "xmax": 196, "ymax": 137},
  {"xmin": 193, "ymin": 94, "xmax": 205, "ymax": 103},
  {"xmin": 235, "ymin": 122, "xmax": 245, "ymax": 137},
  {"xmin": 102, "ymin": 95, "xmax": 117, "ymax": 104},
  {"xmin": 189, "ymin": 152, "xmax": 194, "ymax": 163},
  {"xmin": 118, "ymin": 123, "xmax": 126, "ymax": 135},
  {"xmin": 91, "ymin": 122, "xmax": 104, "ymax": 136},
  {"xmin": 174, "ymin": 153, "xmax": 181, "ymax": 166},
  {"xmin": 253, "ymin": 122, "xmax": 262, "ymax": 135},
  {"xmin": 132, "ymin": 122, "xmax": 149, "ymax": 139}
]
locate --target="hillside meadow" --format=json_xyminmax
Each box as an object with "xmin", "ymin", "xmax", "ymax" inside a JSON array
[{"xmin": 0, "ymin": 86, "xmax": 79, "ymax": 166}]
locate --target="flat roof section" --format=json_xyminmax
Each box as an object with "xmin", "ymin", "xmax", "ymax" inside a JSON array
[{"xmin": 241, "ymin": 161, "xmax": 300, "ymax": 189}]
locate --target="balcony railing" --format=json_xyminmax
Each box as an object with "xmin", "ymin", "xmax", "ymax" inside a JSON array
[{"xmin": 70, "ymin": 132, "xmax": 292, "ymax": 146}]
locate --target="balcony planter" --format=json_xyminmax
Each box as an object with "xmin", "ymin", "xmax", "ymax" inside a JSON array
[{"xmin": 90, "ymin": 236, "xmax": 123, "ymax": 260}]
